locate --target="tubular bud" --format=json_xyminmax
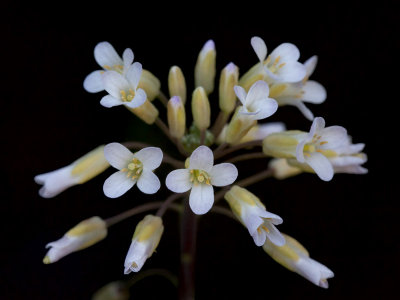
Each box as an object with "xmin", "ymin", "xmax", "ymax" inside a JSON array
[
  {"xmin": 168, "ymin": 66, "xmax": 187, "ymax": 104},
  {"xmin": 191, "ymin": 87, "xmax": 211, "ymax": 131},
  {"xmin": 128, "ymin": 100, "xmax": 159, "ymax": 124},
  {"xmin": 262, "ymin": 131, "xmax": 306, "ymax": 158},
  {"xmin": 194, "ymin": 40, "xmax": 216, "ymax": 94},
  {"xmin": 167, "ymin": 96, "xmax": 186, "ymax": 139},
  {"xmin": 219, "ymin": 62, "xmax": 239, "ymax": 114},
  {"xmin": 225, "ymin": 107, "xmax": 257, "ymax": 144},
  {"xmin": 138, "ymin": 69, "xmax": 161, "ymax": 101}
]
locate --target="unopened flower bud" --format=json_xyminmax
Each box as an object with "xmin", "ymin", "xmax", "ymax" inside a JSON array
[
  {"xmin": 262, "ymin": 131, "xmax": 305, "ymax": 158},
  {"xmin": 128, "ymin": 100, "xmax": 159, "ymax": 124},
  {"xmin": 219, "ymin": 62, "xmax": 239, "ymax": 114},
  {"xmin": 225, "ymin": 107, "xmax": 256, "ymax": 144},
  {"xmin": 168, "ymin": 66, "xmax": 187, "ymax": 104},
  {"xmin": 92, "ymin": 281, "xmax": 130, "ymax": 300},
  {"xmin": 191, "ymin": 87, "xmax": 211, "ymax": 131},
  {"xmin": 195, "ymin": 40, "xmax": 216, "ymax": 94},
  {"xmin": 43, "ymin": 216, "xmax": 107, "ymax": 264},
  {"xmin": 124, "ymin": 215, "xmax": 164, "ymax": 274},
  {"xmin": 138, "ymin": 69, "xmax": 161, "ymax": 101},
  {"xmin": 34, "ymin": 145, "xmax": 110, "ymax": 198},
  {"xmin": 263, "ymin": 233, "xmax": 334, "ymax": 288},
  {"xmin": 167, "ymin": 96, "xmax": 186, "ymax": 139}
]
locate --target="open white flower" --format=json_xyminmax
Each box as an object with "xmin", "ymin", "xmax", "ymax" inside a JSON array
[
  {"xmin": 165, "ymin": 146, "xmax": 238, "ymax": 215},
  {"xmin": 124, "ymin": 215, "xmax": 163, "ymax": 274},
  {"xmin": 100, "ymin": 62, "xmax": 147, "ymax": 109},
  {"xmin": 270, "ymin": 56, "xmax": 327, "ymax": 120},
  {"xmin": 234, "ymin": 80, "xmax": 278, "ymax": 120},
  {"xmin": 83, "ymin": 42, "xmax": 134, "ymax": 93},
  {"xmin": 263, "ymin": 233, "xmax": 334, "ymax": 288},
  {"xmin": 251, "ymin": 36, "xmax": 306, "ymax": 83},
  {"xmin": 103, "ymin": 143, "xmax": 162, "ymax": 198},
  {"xmin": 225, "ymin": 186, "xmax": 285, "ymax": 246}
]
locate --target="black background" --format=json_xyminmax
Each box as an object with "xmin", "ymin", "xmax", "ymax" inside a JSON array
[{"xmin": 2, "ymin": 1, "xmax": 397, "ymax": 299}]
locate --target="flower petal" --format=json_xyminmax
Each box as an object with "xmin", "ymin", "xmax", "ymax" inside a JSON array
[
  {"xmin": 210, "ymin": 163, "xmax": 238, "ymax": 186},
  {"xmin": 133, "ymin": 147, "xmax": 163, "ymax": 170},
  {"xmin": 252, "ymin": 227, "xmax": 267, "ymax": 246},
  {"xmin": 304, "ymin": 55, "xmax": 318, "ymax": 78},
  {"xmin": 137, "ymin": 170, "xmax": 160, "ymax": 194},
  {"xmin": 100, "ymin": 95, "xmax": 123, "ymax": 108},
  {"xmin": 295, "ymin": 101, "xmax": 314, "ymax": 121},
  {"xmin": 124, "ymin": 240, "xmax": 148, "ymax": 274},
  {"xmin": 246, "ymin": 80, "xmax": 271, "ymax": 109},
  {"xmin": 34, "ymin": 165, "xmax": 78, "ymax": 198},
  {"xmin": 165, "ymin": 169, "xmax": 192, "ymax": 193},
  {"xmin": 234, "ymin": 85, "xmax": 247, "ymax": 106},
  {"xmin": 320, "ymin": 126, "xmax": 348, "ymax": 149},
  {"xmin": 296, "ymin": 257, "xmax": 334, "ymax": 288},
  {"xmin": 94, "ymin": 42, "xmax": 123, "ymax": 68},
  {"xmin": 249, "ymin": 98, "xmax": 278, "ymax": 120},
  {"xmin": 104, "ymin": 143, "xmax": 134, "ymax": 170},
  {"xmin": 126, "ymin": 62, "xmax": 142, "ymax": 90},
  {"xmin": 265, "ymin": 222, "xmax": 285, "ymax": 246},
  {"xmin": 302, "ymin": 81, "xmax": 326, "ymax": 104},
  {"xmin": 270, "ymin": 43, "xmax": 300, "ymax": 62},
  {"xmin": 103, "ymin": 171, "xmax": 136, "ymax": 198},
  {"xmin": 276, "ymin": 61, "xmax": 307, "ymax": 82},
  {"xmin": 103, "ymin": 71, "xmax": 130, "ymax": 98},
  {"xmin": 310, "ymin": 117, "xmax": 325, "ymax": 136},
  {"xmin": 124, "ymin": 88, "xmax": 147, "ymax": 109},
  {"xmin": 306, "ymin": 152, "xmax": 334, "ymax": 181},
  {"xmin": 251, "ymin": 36, "xmax": 267, "ymax": 62},
  {"xmin": 189, "ymin": 184, "xmax": 214, "ymax": 215},
  {"xmin": 122, "ymin": 48, "xmax": 134, "ymax": 71},
  {"xmin": 83, "ymin": 70, "xmax": 104, "ymax": 93},
  {"xmin": 189, "ymin": 146, "xmax": 214, "ymax": 172}
]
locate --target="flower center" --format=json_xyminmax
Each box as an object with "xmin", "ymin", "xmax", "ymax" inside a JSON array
[
  {"xmin": 189, "ymin": 169, "xmax": 211, "ymax": 185},
  {"xmin": 103, "ymin": 64, "xmax": 124, "ymax": 73},
  {"xmin": 120, "ymin": 89, "xmax": 136, "ymax": 102},
  {"xmin": 265, "ymin": 55, "xmax": 286, "ymax": 73},
  {"xmin": 121, "ymin": 158, "xmax": 143, "ymax": 180},
  {"xmin": 303, "ymin": 134, "xmax": 337, "ymax": 158}
]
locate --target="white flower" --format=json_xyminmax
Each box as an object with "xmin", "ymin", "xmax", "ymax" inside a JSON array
[
  {"xmin": 165, "ymin": 146, "xmax": 238, "ymax": 215},
  {"xmin": 43, "ymin": 216, "xmax": 107, "ymax": 264},
  {"xmin": 328, "ymin": 138, "xmax": 368, "ymax": 174},
  {"xmin": 34, "ymin": 145, "xmax": 109, "ymax": 198},
  {"xmin": 225, "ymin": 186, "xmax": 285, "ymax": 246},
  {"xmin": 251, "ymin": 36, "xmax": 306, "ymax": 83},
  {"xmin": 234, "ymin": 80, "xmax": 278, "ymax": 120},
  {"xmin": 124, "ymin": 215, "xmax": 163, "ymax": 274},
  {"xmin": 295, "ymin": 117, "xmax": 348, "ymax": 181},
  {"xmin": 103, "ymin": 143, "xmax": 163, "ymax": 198},
  {"xmin": 263, "ymin": 233, "xmax": 334, "ymax": 288},
  {"xmin": 83, "ymin": 41, "xmax": 134, "ymax": 93},
  {"xmin": 100, "ymin": 62, "xmax": 147, "ymax": 109},
  {"xmin": 270, "ymin": 56, "xmax": 327, "ymax": 120}
]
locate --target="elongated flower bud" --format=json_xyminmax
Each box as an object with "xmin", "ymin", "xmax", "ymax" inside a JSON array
[
  {"xmin": 219, "ymin": 62, "xmax": 239, "ymax": 114},
  {"xmin": 138, "ymin": 69, "xmax": 161, "ymax": 101},
  {"xmin": 124, "ymin": 215, "xmax": 164, "ymax": 274},
  {"xmin": 168, "ymin": 66, "xmax": 187, "ymax": 104},
  {"xmin": 263, "ymin": 233, "xmax": 334, "ymax": 288},
  {"xmin": 194, "ymin": 40, "xmax": 216, "ymax": 94},
  {"xmin": 191, "ymin": 87, "xmax": 211, "ymax": 131},
  {"xmin": 262, "ymin": 131, "xmax": 306, "ymax": 158},
  {"xmin": 43, "ymin": 216, "xmax": 107, "ymax": 264},
  {"xmin": 167, "ymin": 96, "xmax": 186, "ymax": 139},
  {"xmin": 225, "ymin": 107, "xmax": 256, "ymax": 144},
  {"xmin": 34, "ymin": 145, "xmax": 110, "ymax": 198},
  {"xmin": 128, "ymin": 100, "xmax": 159, "ymax": 124}
]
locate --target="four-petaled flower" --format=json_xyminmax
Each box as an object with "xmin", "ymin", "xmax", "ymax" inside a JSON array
[
  {"xmin": 103, "ymin": 143, "xmax": 163, "ymax": 198},
  {"xmin": 165, "ymin": 146, "xmax": 238, "ymax": 215},
  {"xmin": 234, "ymin": 80, "xmax": 278, "ymax": 120}
]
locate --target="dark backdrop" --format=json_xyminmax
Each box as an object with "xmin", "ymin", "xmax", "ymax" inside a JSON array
[{"xmin": 2, "ymin": 2, "xmax": 397, "ymax": 299}]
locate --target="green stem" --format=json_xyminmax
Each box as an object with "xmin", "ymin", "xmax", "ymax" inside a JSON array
[
  {"xmin": 224, "ymin": 152, "xmax": 266, "ymax": 164},
  {"xmin": 158, "ymin": 90, "xmax": 169, "ymax": 107},
  {"xmin": 156, "ymin": 193, "xmax": 186, "ymax": 217},
  {"xmin": 214, "ymin": 140, "xmax": 262, "ymax": 159},
  {"xmin": 210, "ymin": 111, "xmax": 229, "ymax": 139}
]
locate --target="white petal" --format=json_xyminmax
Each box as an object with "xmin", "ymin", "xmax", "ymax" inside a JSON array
[
  {"xmin": 34, "ymin": 165, "xmax": 78, "ymax": 198},
  {"xmin": 242, "ymin": 209, "xmax": 264, "ymax": 235},
  {"xmin": 83, "ymin": 70, "xmax": 104, "ymax": 93},
  {"xmin": 246, "ymin": 80, "xmax": 270, "ymax": 107},
  {"xmin": 333, "ymin": 164, "xmax": 368, "ymax": 174},
  {"xmin": 104, "ymin": 143, "xmax": 134, "ymax": 169},
  {"xmin": 310, "ymin": 117, "xmax": 325, "ymax": 136},
  {"xmin": 210, "ymin": 163, "xmax": 238, "ymax": 186},
  {"xmin": 137, "ymin": 170, "xmax": 160, "ymax": 194},
  {"xmin": 249, "ymin": 98, "xmax": 278, "ymax": 120},
  {"xmin": 165, "ymin": 169, "xmax": 192, "ymax": 193},
  {"xmin": 306, "ymin": 152, "xmax": 334, "ymax": 181},
  {"xmin": 276, "ymin": 61, "xmax": 307, "ymax": 82},
  {"xmin": 304, "ymin": 55, "xmax": 318, "ymax": 78},
  {"xmin": 320, "ymin": 126, "xmax": 348, "ymax": 149},
  {"xmin": 296, "ymin": 139, "xmax": 307, "ymax": 163},
  {"xmin": 296, "ymin": 257, "xmax": 334, "ymax": 288},
  {"xmin": 189, "ymin": 184, "xmax": 214, "ymax": 215},
  {"xmin": 103, "ymin": 71, "xmax": 130, "ymax": 98},
  {"xmin": 329, "ymin": 155, "xmax": 366, "ymax": 167},
  {"xmin": 100, "ymin": 95, "xmax": 123, "ymax": 108},
  {"xmin": 252, "ymin": 227, "xmax": 267, "ymax": 247},
  {"xmin": 265, "ymin": 222, "xmax": 285, "ymax": 246},
  {"xmin": 124, "ymin": 88, "xmax": 147, "ymax": 109},
  {"xmin": 124, "ymin": 240, "xmax": 148, "ymax": 274},
  {"xmin": 94, "ymin": 42, "xmax": 123, "ymax": 68},
  {"xmin": 189, "ymin": 146, "xmax": 214, "ymax": 172},
  {"xmin": 122, "ymin": 48, "xmax": 134, "ymax": 71},
  {"xmin": 263, "ymin": 211, "xmax": 283, "ymax": 225},
  {"xmin": 133, "ymin": 147, "xmax": 163, "ymax": 170},
  {"xmin": 302, "ymin": 81, "xmax": 326, "ymax": 104},
  {"xmin": 103, "ymin": 171, "xmax": 136, "ymax": 198},
  {"xmin": 249, "ymin": 122, "xmax": 286, "ymax": 140},
  {"xmin": 295, "ymin": 101, "xmax": 314, "ymax": 121},
  {"xmin": 126, "ymin": 62, "xmax": 142, "ymax": 90},
  {"xmin": 270, "ymin": 43, "xmax": 300, "ymax": 62},
  {"xmin": 234, "ymin": 85, "xmax": 247, "ymax": 106},
  {"xmin": 251, "ymin": 36, "xmax": 267, "ymax": 62}
]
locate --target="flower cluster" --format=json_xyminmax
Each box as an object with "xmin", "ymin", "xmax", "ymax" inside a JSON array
[{"xmin": 35, "ymin": 37, "xmax": 367, "ymax": 295}]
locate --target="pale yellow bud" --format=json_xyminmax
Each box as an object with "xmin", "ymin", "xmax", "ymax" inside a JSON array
[
  {"xmin": 224, "ymin": 185, "xmax": 265, "ymax": 217},
  {"xmin": 167, "ymin": 96, "xmax": 186, "ymax": 139},
  {"xmin": 128, "ymin": 100, "xmax": 159, "ymax": 124},
  {"xmin": 268, "ymin": 158, "xmax": 303, "ymax": 180},
  {"xmin": 191, "ymin": 87, "xmax": 211, "ymax": 131},
  {"xmin": 194, "ymin": 40, "xmax": 216, "ymax": 94},
  {"xmin": 219, "ymin": 62, "xmax": 239, "ymax": 114},
  {"xmin": 138, "ymin": 69, "xmax": 161, "ymax": 101},
  {"xmin": 262, "ymin": 130, "xmax": 306, "ymax": 158},
  {"xmin": 225, "ymin": 107, "xmax": 256, "ymax": 144},
  {"xmin": 168, "ymin": 66, "xmax": 187, "ymax": 104},
  {"xmin": 238, "ymin": 63, "xmax": 265, "ymax": 91}
]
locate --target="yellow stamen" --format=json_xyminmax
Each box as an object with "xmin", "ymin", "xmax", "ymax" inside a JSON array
[
  {"xmin": 320, "ymin": 141, "xmax": 328, "ymax": 145},
  {"xmin": 261, "ymin": 225, "xmax": 270, "ymax": 233},
  {"xmin": 278, "ymin": 63, "xmax": 286, "ymax": 68},
  {"xmin": 127, "ymin": 171, "xmax": 132, "ymax": 178},
  {"xmin": 103, "ymin": 65, "xmax": 111, "ymax": 70}
]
